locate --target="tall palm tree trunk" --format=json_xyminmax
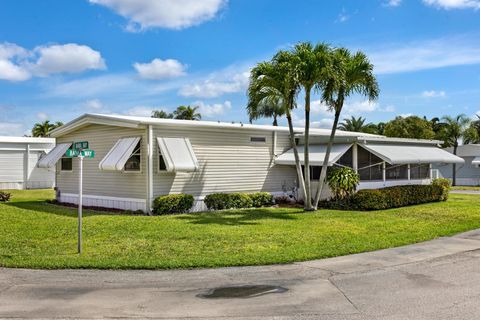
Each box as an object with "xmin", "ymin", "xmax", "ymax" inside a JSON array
[
  {"xmin": 273, "ymin": 115, "xmax": 278, "ymax": 126},
  {"xmin": 304, "ymin": 90, "xmax": 314, "ymax": 210},
  {"xmin": 286, "ymin": 110, "xmax": 307, "ymax": 201},
  {"xmin": 313, "ymin": 106, "xmax": 342, "ymax": 208}
]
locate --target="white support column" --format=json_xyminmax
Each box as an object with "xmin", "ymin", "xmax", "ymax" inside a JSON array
[
  {"xmin": 146, "ymin": 125, "xmax": 154, "ymax": 214},
  {"xmin": 429, "ymin": 163, "xmax": 433, "ymax": 180},
  {"xmin": 352, "ymin": 143, "xmax": 358, "ymax": 172},
  {"xmin": 382, "ymin": 162, "xmax": 386, "ymax": 182},
  {"xmin": 24, "ymin": 143, "xmax": 30, "ymax": 190},
  {"xmin": 407, "ymin": 164, "xmax": 411, "ymax": 180}
]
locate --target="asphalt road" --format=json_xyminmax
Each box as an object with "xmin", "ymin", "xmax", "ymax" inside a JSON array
[{"xmin": 2, "ymin": 230, "xmax": 480, "ymax": 319}]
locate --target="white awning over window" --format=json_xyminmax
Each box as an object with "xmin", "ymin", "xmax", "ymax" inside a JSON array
[
  {"xmin": 472, "ymin": 157, "xmax": 480, "ymax": 166},
  {"xmin": 275, "ymin": 144, "xmax": 352, "ymax": 166},
  {"xmin": 157, "ymin": 137, "xmax": 198, "ymax": 172},
  {"xmin": 99, "ymin": 137, "xmax": 140, "ymax": 171},
  {"xmin": 359, "ymin": 143, "xmax": 465, "ymax": 165},
  {"xmin": 37, "ymin": 143, "xmax": 71, "ymax": 168}
]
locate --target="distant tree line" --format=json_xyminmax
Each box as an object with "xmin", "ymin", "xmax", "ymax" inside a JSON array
[{"xmin": 151, "ymin": 105, "xmax": 201, "ymax": 120}]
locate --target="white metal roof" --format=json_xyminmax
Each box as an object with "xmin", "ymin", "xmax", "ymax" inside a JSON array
[
  {"xmin": 444, "ymin": 144, "xmax": 480, "ymax": 157},
  {"xmin": 275, "ymin": 144, "xmax": 352, "ymax": 166},
  {"xmin": 99, "ymin": 137, "xmax": 140, "ymax": 171},
  {"xmin": 157, "ymin": 137, "xmax": 199, "ymax": 172},
  {"xmin": 0, "ymin": 136, "xmax": 55, "ymax": 144},
  {"xmin": 359, "ymin": 143, "xmax": 464, "ymax": 165},
  {"xmin": 37, "ymin": 143, "xmax": 71, "ymax": 168}
]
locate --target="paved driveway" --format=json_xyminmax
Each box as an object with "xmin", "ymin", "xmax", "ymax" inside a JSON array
[{"xmin": 2, "ymin": 230, "xmax": 480, "ymax": 319}]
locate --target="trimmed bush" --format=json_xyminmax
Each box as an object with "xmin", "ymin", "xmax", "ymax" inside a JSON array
[
  {"xmin": 249, "ymin": 192, "xmax": 274, "ymax": 207},
  {"xmin": 0, "ymin": 191, "xmax": 11, "ymax": 202},
  {"xmin": 153, "ymin": 194, "xmax": 194, "ymax": 215},
  {"xmin": 204, "ymin": 192, "xmax": 273, "ymax": 210},
  {"xmin": 351, "ymin": 184, "xmax": 447, "ymax": 210}
]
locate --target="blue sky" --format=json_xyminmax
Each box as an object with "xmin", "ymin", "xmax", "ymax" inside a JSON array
[{"xmin": 1, "ymin": 0, "xmax": 480, "ymax": 135}]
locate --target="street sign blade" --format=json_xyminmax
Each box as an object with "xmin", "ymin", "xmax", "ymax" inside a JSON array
[
  {"xmin": 80, "ymin": 150, "xmax": 95, "ymax": 158},
  {"xmin": 74, "ymin": 141, "xmax": 89, "ymax": 150},
  {"xmin": 65, "ymin": 149, "xmax": 79, "ymax": 157}
]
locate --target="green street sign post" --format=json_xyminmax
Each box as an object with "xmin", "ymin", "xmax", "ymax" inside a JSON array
[{"xmin": 65, "ymin": 141, "xmax": 95, "ymax": 254}]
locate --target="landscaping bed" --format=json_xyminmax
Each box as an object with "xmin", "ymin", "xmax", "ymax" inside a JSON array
[{"xmin": 1, "ymin": 189, "xmax": 480, "ymax": 270}]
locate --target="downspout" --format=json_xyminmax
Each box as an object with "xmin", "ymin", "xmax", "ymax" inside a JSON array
[
  {"xmin": 352, "ymin": 143, "xmax": 358, "ymax": 173},
  {"xmin": 147, "ymin": 125, "xmax": 154, "ymax": 214},
  {"xmin": 272, "ymin": 131, "xmax": 277, "ymax": 158},
  {"xmin": 24, "ymin": 143, "xmax": 30, "ymax": 190}
]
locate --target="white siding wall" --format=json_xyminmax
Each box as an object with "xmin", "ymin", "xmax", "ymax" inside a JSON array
[
  {"xmin": 152, "ymin": 127, "xmax": 297, "ymax": 198},
  {"xmin": 55, "ymin": 124, "xmax": 147, "ymax": 200},
  {"xmin": 434, "ymin": 157, "xmax": 480, "ymax": 186}
]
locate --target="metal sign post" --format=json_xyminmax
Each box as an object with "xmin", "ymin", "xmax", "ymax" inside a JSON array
[{"xmin": 78, "ymin": 155, "xmax": 84, "ymax": 254}]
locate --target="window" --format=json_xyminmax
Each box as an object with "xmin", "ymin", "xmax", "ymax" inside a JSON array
[
  {"xmin": 386, "ymin": 164, "xmax": 408, "ymax": 180},
  {"xmin": 250, "ymin": 136, "xmax": 266, "ymax": 143},
  {"xmin": 301, "ymin": 166, "xmax": 332, "ymax": 180},
  {"xmin": 60, "ymin": 157, "xmax": 73, "ymax": 171},
  {"xmin": 336, "ymin": 147, "xmax": 353, "ymax": 168},
  {"xmin": 411, "ymin": 164, "xmax": 430, "ymax": 179},
  {"xmin": 357, "ymin": 146, "xmax": 383, "ymax": 181},
  {"xmin": 124, "ymin": 141, "xmax": 141, "ymax": 171},
  {"xmin": 159, "ymin": 153, "xmax": 167, "ymax": 171}
]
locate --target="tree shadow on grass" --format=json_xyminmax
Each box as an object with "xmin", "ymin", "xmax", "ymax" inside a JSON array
[
  {"xmin": 4, "ymin": 201, "xmax": 121, "ymax": 217},
  {"xmin": 176, "ymin": 208, "xmax": 299, "ymax": 226}
]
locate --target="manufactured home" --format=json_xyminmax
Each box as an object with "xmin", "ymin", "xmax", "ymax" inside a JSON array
[
  {"xmin": 41, "ymin": 113, "xmax": 464, "ymax": 212},
  {"xmin": 434, "ymin": 144, "xmax": 480, "ymax": 186},
  {"xmin": 0, "ymin": 136, "xmax": 55, "ymax": 190}
]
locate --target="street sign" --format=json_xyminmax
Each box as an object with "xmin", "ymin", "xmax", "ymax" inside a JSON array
[
  {"xmin": 65, "ymin": 149, "xmax": 80, "ymax": 157},
  {"xmin": 74, "ymin": 141, "xmax": 89, "ymax": 150},
  {"xmin": 80, "ymin": 149, "xmax": 95, "ymax": 158}
]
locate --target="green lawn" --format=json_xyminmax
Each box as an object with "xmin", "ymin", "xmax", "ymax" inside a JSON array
[
  {"xmin": 1, "ymin": 189, "xmax": 480, "ymax": 270},
  {"xmin": 452, "ymin": 186, "xmax": 480, "ymax": 191}
]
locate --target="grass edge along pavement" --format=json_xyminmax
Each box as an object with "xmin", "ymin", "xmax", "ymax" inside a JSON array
[{"xmin": 1, "ymin": 189, "xmax": 479, "ymax": 270}]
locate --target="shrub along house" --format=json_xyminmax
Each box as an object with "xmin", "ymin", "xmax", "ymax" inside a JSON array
[{"xmin": 40, "ymin": 113, "xmax": 464, "ymax": 212}]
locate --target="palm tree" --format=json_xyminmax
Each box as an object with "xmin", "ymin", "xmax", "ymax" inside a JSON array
[
  {"xmin": 32, "ymin": 120, "xmax": 63, "ymax": 137},
  {"xmin": 313, "ymin": 48, "xmax": 379, "ymax": 208},
  {"xmin": 173, "ymin": 105, "xmax": 201, "ymax": 120},
  {"xmin": 338, "ymin": 116, "xmax": 374, "ymax": 133},
  {"xmin": 248, "ymin": 95, "xmax": 285, "ymax": 126},
  {"xmin": 151, "ymin": 110, "xmax": 173, "ymax": 119},
  {"xmin": 291, "ymin": 42, "xmax": 331, "ymax": 210},
  {"xmin": 463, "ymin": 115, "xmax": 480, "ymax": 144},
  {"xmin": 247, "ymin": 55, "xmax": 307, "ymax": 201},
  {"xmin": 442, "ymin": 114, "xmax": 471, "ymax": 186}
]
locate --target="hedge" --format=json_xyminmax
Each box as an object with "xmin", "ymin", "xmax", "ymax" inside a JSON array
[
  {"xmin": 153, "ymin": 194, "xmax": 194, "ymax": 215},
  {"xmin": 320, "ymin": 184, "xmax": 449, "ymax": 211},
  {"xmin": 204, "ymin": 192, "xmax": 273, "ymax": 210}
]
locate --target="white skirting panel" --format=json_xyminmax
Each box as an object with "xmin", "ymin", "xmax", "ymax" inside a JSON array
[
  {"xmin": 0, "ymin": 182, "xmax": 23, "ymax": 190},
  {"xmin": 454, "ymin": 178, "xmax": 480, "ymax": 186},
  {"xmin": 58, "ymin": 193, "xmax": 147, "ymax": 212}
]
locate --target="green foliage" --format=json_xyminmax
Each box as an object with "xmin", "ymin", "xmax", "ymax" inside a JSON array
[
  {"xmin": 432, "ymin": 178, "xmax": 451, "ymax": 200},
  {"xmin": 172, "ymin": 105, "xmax": 201, "ymax": 120},
  {"xmin": 204, "ymin": 192, "xmax": 273, "ymax": 210},
  {"xmin": 151, "ymin": 110, "xmax": 173, "ymax": 119},
  {"xmin": 153, "ymin": 194, "xmax": 194, "ymax": 215},
  {"xmin": 441, "ymin": 114, "xmax": 471, "ymax": 148},
  {"xmin": 338, "ymin": 116, "xmax": 377, "ymax": 133},
  {"xmin": 249, "ymin": 192, "xmax": 274, "ymax": 207},
  {"xmin": 0, "ymin": 191, "xmax": 11, "ymax": 202},
  {"xmin": 327, "ymin": 167, "xmax": 360, "ymax": 200},
  {"xmin": 31, "ymin": 120, "xmax": 63, "ymax": 137},
  {"xmin": 350, "ymin": 184, "xmax": 448, "ymax": 210},
  {"xmin": 384, "ymin": 116, "xmax": 435, "ymax": 140}
]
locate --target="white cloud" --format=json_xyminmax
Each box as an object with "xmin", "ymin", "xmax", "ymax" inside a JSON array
[
  {"xmin": 36, "ymin": 112, "xmax": 49, "ymax": 121},
  {"xmin": 384, "ymin": 0, "xmax": 402, "ymax": 6},
  {"xmin": 383, "ymin": 104, "xmax": 396, "ymax": 112},
  {"xmin": 84, "ymin": 99, "xmax": 104, "ymax": 109},
  {"xmin": 0, "ymin": 42, "xmax": 105, "ymax": 82},
  {"xmin": 89, "ymin": 0, "xmax": 226, "ymax": 31},
  {"xmin": 134, "ymin": 58, "xmax": 186, "ymax": 80},
  {"xmin": 0, "ymin": 122, "xmax": 24, "ymax": 136},
  {"xmin": 30, "ymin": 44, "xmax": 105, "ymax": 76},
  {"xmin": 400, "ymin": 113, "xmax": 413, "ymax": 117},
  {"xmin": 337, "ymin": 12, "xmax": 350, "ymax": 23},
  {"xmin": 179, "ymin": 70, "xmax": 249, "ymax": 98},
  {"xmin": 124, "ymin": 106, "xmax": 154, "ymax": 117},
  {"xmin": 344, "ymin": 100, "xmax": 378, "ymax": 113},
  {"xmin": 422, "ymin": 90, "xmax": 446, "ymax": 97},
  {"xmin": 311, "ymin": 99, "xmax": 332, "ymax": 115},
  {"xmin": 194, "ymin": 100, "xmax": 231, "ymax": 117},
  {"xmin": 423, "ymin": 0, "xmax": 480, "ymax": 9},
  {"xmin": 368, "ymin": 36, "xmax": 480, "ymax": 74}
]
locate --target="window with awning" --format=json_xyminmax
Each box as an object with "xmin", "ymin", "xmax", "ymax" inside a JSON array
[
  {"xmin": 358, "ymin": 143, "xmax": 465, "ymax": 165},
  {"xmin": 99, "ymin": 137, "xmax": 141, "ymax": 171},
  {"xmin": 472, "ymin": 157, "xmax": 480, "ymax": 167},
  {"xmin": 37, "ymin": 143, "xmax": 72, "ymax": 168},
  {"xmin": 275, "ymin": 144, "xmax": 352, "ymax": 166},
  {"xmin": 156, "ymin": 137, "xmax": 198, "ymax": 172}
]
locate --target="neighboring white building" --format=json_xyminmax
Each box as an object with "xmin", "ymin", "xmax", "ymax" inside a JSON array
[
  {"xmin": 0, "ymin": 136, "xmax": 55, "ymax": 190},
  {"xmin": 434, "ymin": 144, "xmax": 480, "ymax": 186},
  {"xmin": 40, "ymin": 113, "xmax": 464, "ymax": 212}
]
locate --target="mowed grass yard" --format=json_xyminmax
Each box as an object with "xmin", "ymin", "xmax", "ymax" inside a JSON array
[{"xmin": 1, "ymin": 189, "xmax": 480, "ymax": 270}]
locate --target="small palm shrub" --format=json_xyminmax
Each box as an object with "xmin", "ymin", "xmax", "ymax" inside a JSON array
[
  {"xmin": 153, "ymin": 194, "xmax": 194, "ymax": 215},
  {"xmin": 0, "ymin": 191, "xmax": 11, "ymax": 202},
  {"xmin": 327, "ymin": 167, "xmax": 360, "ymax": 200}
]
